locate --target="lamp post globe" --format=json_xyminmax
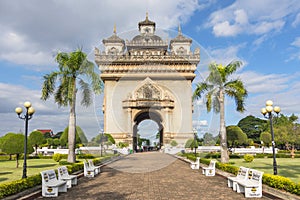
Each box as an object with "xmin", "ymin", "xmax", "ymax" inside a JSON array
[
  {"xmin": 266, "ymin": 100, "xmax": 273, "ymax": 106},
  {"xmin": 24, "ymin": 101, "xmax": 31, "ymax": 108}
]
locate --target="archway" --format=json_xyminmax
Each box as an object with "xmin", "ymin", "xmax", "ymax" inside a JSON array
[{"xmin": 133, "ymin": 111, "xmax": 163, "ymax": 152}]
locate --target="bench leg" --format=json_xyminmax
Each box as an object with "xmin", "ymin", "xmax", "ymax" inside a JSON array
[
  {"xmin": 227, "ymin": 179, "xmax": 233, "ymax": 188},
  {"xmin": 58, "ymin": 184, "xmax": 67, "ymax": 193},
  {"xmin": 232, "ymin": 182, "xmax": 238, "ymax": 191}
]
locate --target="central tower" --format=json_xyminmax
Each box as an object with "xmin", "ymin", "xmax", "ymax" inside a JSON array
[{"xmin": 95, "ymin": 14, "xmax": 200, "ymax": 150}]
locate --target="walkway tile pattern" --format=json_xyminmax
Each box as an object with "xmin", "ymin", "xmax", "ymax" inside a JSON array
[{"xmin": 37, "ymin": 152, "xmax": 268, "ymax": 200}]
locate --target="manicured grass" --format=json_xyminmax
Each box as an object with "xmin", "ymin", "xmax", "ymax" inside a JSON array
[
  {"xmin": 230, "ymin": 158, "xmax": 300, "ymax": 183},
  {"xmin": 0, "ymin": 159, "xmax": 62, "ymax": 183}
]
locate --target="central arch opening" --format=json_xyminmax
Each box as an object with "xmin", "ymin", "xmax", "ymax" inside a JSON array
[
  {"xmin": 137, "ymin": 120, "xmax": 159, "ymax": 151},
  {"xmin": 133, "ymin": 111, "xmax": 163, "ymax": 152}
]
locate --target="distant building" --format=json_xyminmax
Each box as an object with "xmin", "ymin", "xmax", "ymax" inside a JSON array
[{"xmin": 36, "ymin": 129, "xmax": 53, "ymax": 136}]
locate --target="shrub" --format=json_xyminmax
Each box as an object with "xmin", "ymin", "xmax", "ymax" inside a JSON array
[
  {"xmin": 77, "ymin": 153, "xmax": 94, "ymax": 159},
  {"xmin": 244, "ymin": 154, "xmax": 254, "ymax": 162},
  {"xmin": 204, "ymin": 152, "xmax": 221, "ymax": 159},
  {"xmin": 170, "ymin": 140, "xmax": 178, "ymax": 147},
  {"xmin": 53, "ymin": 153, "xmax": 62, "ymax": 162}
]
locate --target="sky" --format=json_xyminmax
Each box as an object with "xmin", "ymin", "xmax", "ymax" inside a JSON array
[{"xmin": 0, "ymin": 0, "xmax": 299, "ymax": 141}]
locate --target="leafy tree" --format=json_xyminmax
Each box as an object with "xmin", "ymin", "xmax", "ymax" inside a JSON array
[
  {"xmin": 46, "ymin": 138, "xmax": 54, "ymax": 148},
  {"xmin": 260, "ymin": 132, "xmax": 272, "ymax": 147},
  {"xmin": 170, "ymin": 140, "xmax": 178, "ymax": 147},
  {"xmin": 43, "ymin": 132, "xmax": 53, "ymax": 138},
  {"xmin": 226, "ymin": 125, "xmax": 247, "ymax": 147},
  {"xmin": 29, "ymin": 131, "xmax": 45, "ymax": 155},
  {"xmin": 60, "ymin": 126, "xmax": 88, "ymax": 147},
  {"xmin": 53, "ymin": 138, "xmax": 61, "ymax": 147},
  {"xmin": 0, "ymin": 132, "xmax": 18, "ymax": 160},
  {"xmin": 41, "ymin": 49, "xmax": 102, "ymax": 163},
  {"xmin": 237, "ymin": 115, "xmax": 267, "ymax": 143},
  {"xmin": 52, "ymin": 131, "xmax": 63, "ymax": 139},
  {"xmin": 202, "ymin": 132, "xmax": 217, "ymax": 146},
  {"xmin": 1, "ymin": 133, "xmax": 33, "ymax": 168},
  {"xmin": 193, "ymin": 61, "xmax": 248, "ymax": 163},
  {"xmin": 185, "ymin": 138, "xmax": 198, "ymax": 153}
]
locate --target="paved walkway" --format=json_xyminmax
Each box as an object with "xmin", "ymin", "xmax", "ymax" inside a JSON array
[{"xmin": 36, "ymin": 152, "xmax": 269, "ymax": 200}]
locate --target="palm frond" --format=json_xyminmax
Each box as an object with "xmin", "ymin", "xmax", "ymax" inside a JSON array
[
  {"xmin": 41, "ymin": 72, "xmax": 59, "ymax": 101},
  {"xmin": 225, "ymin": 79, "xmax": 248, "ymax": 112},
  {"xmin": 79, "ymin": 79, "xmax": 92, "ymax": 107},
  {"xmin": 225, "ymin": 60, "xmax": 243, "ymax": 76},
  {"xmin": 193, "ymin": 82, "xmax": 210, "ymax": 100}
]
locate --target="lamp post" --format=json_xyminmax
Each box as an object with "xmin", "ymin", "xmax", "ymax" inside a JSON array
[
  {"xmin": 99, "ymin": 129, "xmax": 104, "ymax": 157},
  {"xmin": 261, "ymin": 100, "xmax": 280, "ymax": 175},
  {"xmin": 193, "ymin": 128, "xmax": 197, "ymax": 156},
  {"xmin": 15, "ymin": 101, "xmax": 35, "ymax": 179}
]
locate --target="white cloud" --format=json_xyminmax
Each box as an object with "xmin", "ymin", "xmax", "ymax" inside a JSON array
[
  {"xmin": 292, "ymin": 13, "xmax": 300, "ymax": 27},
  {"xmin": 0, "ymin": 83, "xmax": 103, "ymax": 139},
  {"xmin": 207, "ymin": 44, "xmax": 246, "ymax": 65},
  {"xmin": 0, "ymin": 0, "xmax": 201, "ymax": 66},
  {"xmin": 291, "ymin": 37, "xmax": 300, "ymax": 47},
  {"xmin": 206, "ymin": 0, "xmax": 300, "ymax": 37}
]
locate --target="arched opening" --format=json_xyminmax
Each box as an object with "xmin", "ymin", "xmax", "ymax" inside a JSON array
[{"xmin": 133, "ymin": 111, "xmax": 163, "ymax": 152}]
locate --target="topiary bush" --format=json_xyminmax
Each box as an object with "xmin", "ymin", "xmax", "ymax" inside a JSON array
[
  {"xmin": 53, "ymin": 153, "xmax": 62, "ymax": 162},
  {"xmin": 244, "ymin": 154, "xmax": 254, "ymax": 162}
]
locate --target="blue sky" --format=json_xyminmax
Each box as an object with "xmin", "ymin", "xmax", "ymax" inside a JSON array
[{"xmin": 0, "ymin": 0, "xmax": 299, "ymax": 140}]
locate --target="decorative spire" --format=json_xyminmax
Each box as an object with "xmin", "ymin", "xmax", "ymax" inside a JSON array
[
  {"xmin": 178, "ymin": 23, "xmax": 182, "ymax": 35},
  {"xmin": 146, "ymin": 12, "xmax": 149, "ymax": 20},
  {"xmin": 113, "ymin": 24, "xmax": 116, "ymax": 35}
]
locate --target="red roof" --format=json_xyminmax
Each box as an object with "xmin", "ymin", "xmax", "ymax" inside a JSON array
[{"xmin": 37, "ymin": 129, "xmax": 53, "ymax": 134}]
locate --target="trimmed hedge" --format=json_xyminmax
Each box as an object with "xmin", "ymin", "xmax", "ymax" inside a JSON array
[
  {"xmin": 0, "ymin": 154, "xmax": 119, "ymax": 198},
  {"xmin": 180, "ymin": 152, "xmax": 300, "ymax": 196},
  {"xmin": 0, "ymin": 174, "xmax": 42, "ymax": 199}
]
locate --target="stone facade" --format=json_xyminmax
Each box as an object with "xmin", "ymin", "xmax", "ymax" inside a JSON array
[{"xmin": 95, "ymin": 13, "xmax": 200, "ymax": 149}]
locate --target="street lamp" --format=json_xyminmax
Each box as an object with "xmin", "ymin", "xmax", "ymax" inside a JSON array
[
  {"xmin": 261, "ymin": 100, "xmax": 280, "ymax": 175},
  {"xmin": 193, "ymin": 128, "xmax": 198, "ymax": 156},
  {"xmin": 15, "ymin": 101, "xmax": 35, "ymax": 179}
]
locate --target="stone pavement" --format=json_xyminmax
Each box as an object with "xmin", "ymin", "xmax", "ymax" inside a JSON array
[{"xmin": 36, "ymin": 152, "xmax": 270, "ymax": 200}]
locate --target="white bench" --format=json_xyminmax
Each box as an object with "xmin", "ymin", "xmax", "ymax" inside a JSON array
[
  {"xmin": 57, "ymin": 166, "xmax": 78, "ymax": 188},
  {"xmin": 84, "ymin": 161, "xmax": 96, "ymax": 177},
  {"xmin": 227, "ymin": 166, "xmax": 249, "ymax": 191},
  {"xmin": 40, "ymin": 169, "xmax": 67, "ymax": 197},
  {"xmin": 202, "ymin": 160, "xmax": 216, "ymax": 176},
  {"xmin": 88, "ymin": 160, "xmax": 101, "ymax": 174},
  {"xmin": 190, "ymin": 157, "xmax": 200, "ymax": 169},
  {"xmin": 236, "ymin": 169, "xmax": 264, "ymax": 198}
]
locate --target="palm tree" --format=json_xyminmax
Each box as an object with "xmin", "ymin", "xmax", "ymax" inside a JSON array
[
  {"xmin": 193, "ymin": 61, "xmax": 247, "ymax": 163},
  {"xmin": 41, "ymin": 48, "xmax": 102, "ymax": 163}
]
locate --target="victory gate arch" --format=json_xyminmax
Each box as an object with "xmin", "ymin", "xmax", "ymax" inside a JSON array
[{"xmin": 95, "ymin": 14, "xmax": 200, "ymax": 150}]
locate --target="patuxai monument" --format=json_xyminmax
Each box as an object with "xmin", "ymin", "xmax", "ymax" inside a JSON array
[{"xmin": 95, "ymin": 13, "xmax": 200, "ymax": 151}]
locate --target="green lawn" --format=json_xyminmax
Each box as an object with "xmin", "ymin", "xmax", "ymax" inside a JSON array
[
  {"xmin": 230, "ymin": 158, "xmax": 300, "ymax": 183},
  {"xmin": 0, "ymin": 159, "xmax": 62, "ymax": 183}
]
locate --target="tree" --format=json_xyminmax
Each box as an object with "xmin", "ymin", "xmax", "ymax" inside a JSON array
[
  {"xmin": 0, "ymin": 132, "xmax": 18, "ymax": 160},
  {"xmin": 260, "ymin": 132, "xmax": 271, "ymax": 147},
  {"xmin": 226, "ymin": 125, "xmax": 247, "ymax": 147},
  {"xmin": 41, "ymin": 49, "xmax": 102, "ymax": 163},
  {"xmin": 202, "ymin": 132, "xmax": 217, "ymax": 146},
  {"xmin": 60, "ymin": 126, "xmax": 88, "ymax": 147},
  {"xmin": 237, "ymin": 115, "xmax": 267, "ymax": 143},
  {"xmin": 193, "ymin": 61, "xmax": 248, "ymax": 163},
  {"xmin": 1, "ymin": 133, "xmax": 33, "ymax": 168},
  {"xmin": 29, "ymin": 131, "xmax": 45, "ymax": 155}
]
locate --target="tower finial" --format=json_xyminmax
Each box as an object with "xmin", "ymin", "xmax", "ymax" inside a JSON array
[
  {"xmin": 146, "ymin": 12, "xmax": 149, "ymax": 20},
  {"xmin": 178, "ymin": 23, "xmax": 182, "ymax": 35},
  {"xmin": 113, "ymin": 24, "xmax": 116, "ymax": 34}
]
